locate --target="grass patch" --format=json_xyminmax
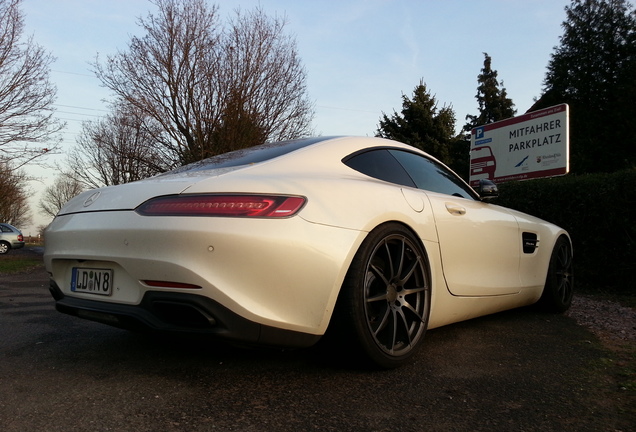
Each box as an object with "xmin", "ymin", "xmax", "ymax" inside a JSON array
[{"xmin": 0, "ymin": 253, "xmax": 43, "ymax": 275}]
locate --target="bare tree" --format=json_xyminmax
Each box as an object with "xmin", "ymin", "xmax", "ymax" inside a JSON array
[
  {"xmin": 0, "ymin": 0, "xmax": 63, "ymax": 169},
  {"xmin": 0, "ymin": 159, "xmax": 31, "ymax": 226},
  {"xmin": 93, "ymin": 0, "xmax": 313, "ymax": 166},
  {"xmin": 66, "ymin": 101, "xmax": 172, "ymax": 188},
  {"xmin": 223, "ymin": 8, "xmax": 314, "ymax": 143},
  {"xmin": 38, "ymin": 174, "xmax": 84, "ymax": 219}
]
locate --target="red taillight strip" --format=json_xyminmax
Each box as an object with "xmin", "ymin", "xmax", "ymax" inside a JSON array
[
  {"xmin": 135, "ymin": 194, "xmax": 306, "ymax": 218},
  {"xmin": 143, "ymin": 280, "xmax": 202, "ymax": 289}
]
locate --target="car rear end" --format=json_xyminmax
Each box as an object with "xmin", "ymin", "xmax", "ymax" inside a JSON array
[
  {"xmin": 0, "ymin": 223, "xmax": 25, "ymax": 253},
  {"xmin": 43, "ymin": 151, "xmax": 367, "ymax": 347}
]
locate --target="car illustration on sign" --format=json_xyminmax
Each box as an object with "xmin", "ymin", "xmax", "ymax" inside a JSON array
[{"xmin": 469, "ymin": 145, "xmax": 497, "ymax": 184}]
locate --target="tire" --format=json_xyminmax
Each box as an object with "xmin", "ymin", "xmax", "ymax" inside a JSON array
[
  {"xmin": 538, "ymin": 236, "xmax": 574, "ymax": 313},
  {"xmin": 334, "ymin": 223, "xmax": 431, "ymax": 368},
  {"xmin": 0, "ymin": 241, "xmax": 10, "ymax": 254}
]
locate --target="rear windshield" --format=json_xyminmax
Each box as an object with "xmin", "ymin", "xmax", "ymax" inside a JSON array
[{"xmin": 164, "ymin": 137, "xmax": 333, "ymax": 175}]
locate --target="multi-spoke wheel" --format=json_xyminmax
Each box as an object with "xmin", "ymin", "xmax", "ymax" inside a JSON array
[
  {"xmin": 538, "ymin": 236, "xmax": 574, "ymax": 313},
  {"xmin": 0, "ymin": 241, "xmax": 10, "ymax": 254},
  {"xmin": 336, "ymin": 223, "xmax": 431, "ymax": 368}
]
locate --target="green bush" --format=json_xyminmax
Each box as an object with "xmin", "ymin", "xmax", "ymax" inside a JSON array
[{"xmin": 494, "ymin": 169, "xmax": 635, "ymax": 294}]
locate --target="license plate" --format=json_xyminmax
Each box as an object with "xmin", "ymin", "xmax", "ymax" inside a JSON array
[{"xmin": 71, "ymin": 268, "xmax": 114, "ymax": 296}]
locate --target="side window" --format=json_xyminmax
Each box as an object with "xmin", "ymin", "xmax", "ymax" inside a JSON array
[
  {"xmin": 343, "ymin": 149, "xmax": 416, "ymax": 187},
  {"xmin": 389, "ymin": 150, "xmax": 478, "ymax": 200}
]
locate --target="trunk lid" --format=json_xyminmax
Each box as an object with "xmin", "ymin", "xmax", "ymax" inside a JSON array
[{"xmin": 57, "ymin": 167, "xmax": 242, "ymax": 215}]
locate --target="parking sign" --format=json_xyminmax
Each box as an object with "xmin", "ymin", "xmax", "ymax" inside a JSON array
[{"xmin": 469, "ymin": 104, "xmax": 569, "ymax": 186}]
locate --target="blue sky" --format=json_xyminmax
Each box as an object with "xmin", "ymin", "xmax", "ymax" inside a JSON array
[{"xmin": 20, "ymin": 0, "xmax": 574, "ymax": 234}]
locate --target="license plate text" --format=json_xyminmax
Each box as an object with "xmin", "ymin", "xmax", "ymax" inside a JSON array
[{"xmin": 71, "ymin": 268, "xmax": 113, "ymax": 296}]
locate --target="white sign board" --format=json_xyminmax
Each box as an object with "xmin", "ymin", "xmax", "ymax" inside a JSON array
[{"xmin": 469, "ymin": 103, "xmax": 569, "ymax": 186}]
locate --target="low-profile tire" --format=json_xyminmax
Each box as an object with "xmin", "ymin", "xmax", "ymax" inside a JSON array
[
  {"xmin": 333, "ymin": 223, "xmax": 431, "ymax": 369},
  {"xmin": 0, "ymin": 241, "xmax": 10, "ymax": 254},
  {"xmin": 538, "ymin": 236, "xmax": 574, "ymax": 313}
]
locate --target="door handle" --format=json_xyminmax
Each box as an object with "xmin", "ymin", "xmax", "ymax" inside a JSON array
[{"xmin": 445, "ymin": 203, "xmax": 466, "ymax": 215}]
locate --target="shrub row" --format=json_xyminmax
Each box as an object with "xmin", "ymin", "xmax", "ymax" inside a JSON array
[{"xmin": 494, "ymin": 169, "xmax": 635, "ymax": 294}]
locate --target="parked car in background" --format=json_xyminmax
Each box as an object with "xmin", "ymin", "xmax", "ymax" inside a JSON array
[
  {"xmin": 0, "ymin": 223, "xmax": 25, "ymax": 254},
  {"xmin": 44, "ymin": 136, "xmax": 573, "ymax": 368}
]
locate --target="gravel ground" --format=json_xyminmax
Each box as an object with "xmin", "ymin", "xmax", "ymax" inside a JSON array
[{"xmin": 566, "ymin": 294, "xmax": 636, "ymax": 343}]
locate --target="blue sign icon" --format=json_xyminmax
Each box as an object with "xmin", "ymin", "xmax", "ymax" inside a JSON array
[{"xmin": 475, "ymin": 127, "xmax": 485, "ymax": 140}]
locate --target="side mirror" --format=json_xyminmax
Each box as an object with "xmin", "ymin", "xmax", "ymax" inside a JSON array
[{"xmin": 477, "ymin": 179, "xmax": 499, "ymax": 201}]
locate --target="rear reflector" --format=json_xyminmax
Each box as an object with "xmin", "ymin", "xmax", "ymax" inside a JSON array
[
  {"xmin": 143, "ymin": 280, "xmax": 202, "ymax": 289},
  {"xmin": 135, "ymin": 194, "xmax": 306, "ymax": 218}
]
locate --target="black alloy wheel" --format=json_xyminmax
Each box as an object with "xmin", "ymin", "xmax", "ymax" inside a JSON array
[
  {"xmin": 539, "ymin": 236, "xmax": 574, "ymax": 313},
  {"xmin": 337, "ymin": 223, "xmax": 431, "ymax": 368}
]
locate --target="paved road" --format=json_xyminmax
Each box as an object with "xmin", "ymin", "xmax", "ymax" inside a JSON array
[{"xmin": 0, "ymin": 266, "xmax": 631, "ymax": 432}]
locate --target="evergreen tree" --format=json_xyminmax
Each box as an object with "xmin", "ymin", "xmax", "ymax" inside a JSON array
[
  {"xmin": 532, "ymin": 0, "xmax": 636, "ymax": 173},
  {"xmin": 376, "ymin": 81, "xmax": 456, "ymax": 166},
  {"xmin": 464, "ymin": 53, "xmax": 516, "ymax": 132}
]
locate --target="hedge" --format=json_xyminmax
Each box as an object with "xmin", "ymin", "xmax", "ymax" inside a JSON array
[{"xmin": 494, "ymin": 169, "xmax": 635, "ymax": 294}]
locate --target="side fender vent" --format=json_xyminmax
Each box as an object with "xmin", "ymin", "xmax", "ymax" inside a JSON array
[{"xmin": 522, "ymin": 232, "xmax": 539, "ymax": 254}]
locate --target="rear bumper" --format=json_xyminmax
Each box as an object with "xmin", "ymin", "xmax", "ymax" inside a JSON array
[
  {"xmin": 49, "ymin": 279, "xmax": 321, "ymax": 348},
  {"xmin": 44, "ymin": 211, "xmax": 363, "ymax": 334}
]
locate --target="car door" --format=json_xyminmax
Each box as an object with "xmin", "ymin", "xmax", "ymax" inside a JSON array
[{"xmin": 389, "ymin": 150, "xmax": 522, "ymax": 296}]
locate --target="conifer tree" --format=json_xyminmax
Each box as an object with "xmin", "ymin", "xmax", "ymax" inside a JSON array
[
  {"xmin": 464, "ymin": 53, "xmax": 516, "ymax": 132},
  {"xmin": 376, "ymin": 81, "xmax": 456, "ymax": 166},
  {"xmin": 533, "ymin": 0, "xmax": 636, "ymax": 173}
]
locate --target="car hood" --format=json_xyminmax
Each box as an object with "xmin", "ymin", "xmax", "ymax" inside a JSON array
[{"xmin": 57, "ymin": 167, "xmax": 242, "ymax": 216}]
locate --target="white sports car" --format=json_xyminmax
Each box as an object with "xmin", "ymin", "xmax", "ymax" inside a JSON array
[{"xmin": 44, "ymin": 136, "xmax": 573, "ymax": 368}]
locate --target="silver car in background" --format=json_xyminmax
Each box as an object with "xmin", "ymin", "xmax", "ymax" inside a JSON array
[{"xmin": 0, "ymin": 223, "xmax": 25, "ymax": 254}]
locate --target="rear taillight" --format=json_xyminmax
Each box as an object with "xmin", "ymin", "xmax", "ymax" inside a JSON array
[
  {"xmin": 18, "ymin": 234, "xmax": 23, "ymax": 242},
  {"xmin": 135, "ymin": 194, "xmax": 306, "ymax": 218}
]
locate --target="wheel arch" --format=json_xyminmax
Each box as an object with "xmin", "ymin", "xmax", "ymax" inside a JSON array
[
  {"xmin": 346, "ymin": 218, "xmax": 431, "ymax": 277},
  {"xmin": 327, "ymin": 219, "xmax": 434, "ymax": 323}
]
